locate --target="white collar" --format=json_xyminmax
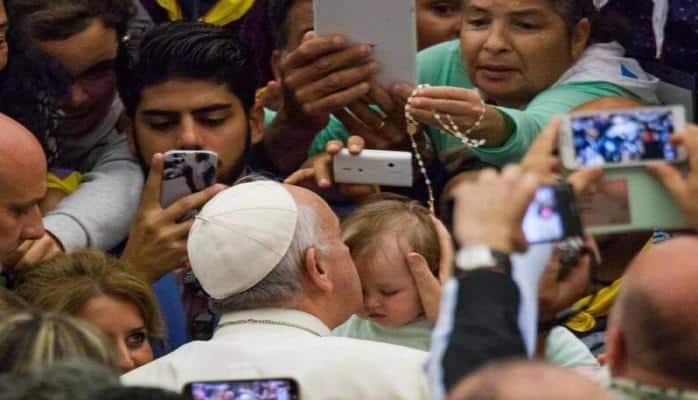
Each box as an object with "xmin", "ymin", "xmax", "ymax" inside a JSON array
[{"xmin": 215, "ymin": 308, "xmax": 332, "ymax": 338}]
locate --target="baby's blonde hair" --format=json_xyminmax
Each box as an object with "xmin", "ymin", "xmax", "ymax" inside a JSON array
[{"xmin": 341, "ymin": 194, "xmax": 440, "ymax": 270}]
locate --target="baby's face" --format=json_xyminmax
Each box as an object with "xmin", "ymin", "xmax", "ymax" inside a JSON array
[{"xmin": 355, "ymin": 236, "xmax": 424, "ymax": 327}]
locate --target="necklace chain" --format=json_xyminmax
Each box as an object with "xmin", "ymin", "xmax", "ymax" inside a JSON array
[
  {"xmin": 404, "ymin": 84, "xmax": 488, "ymax": 214},
  {"xmin": 216, "ymin": 318, "xmax": 323, "ymax": 337}
]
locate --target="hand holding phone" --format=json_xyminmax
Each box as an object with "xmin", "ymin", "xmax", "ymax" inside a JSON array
[
  {"xmin": 522, "ymin": 183, "xmax": 583, "ymax": 244},
  {"xmin": 559, "ymin": 106, "xmax": 687, "ymax": 169},
  {"xmin": 122, "ymin": 152, "xmax": 224, "ymax": 284}
]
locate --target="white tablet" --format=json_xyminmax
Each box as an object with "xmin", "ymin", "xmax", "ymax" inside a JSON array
[{"xmin": 313, "ymin": 0, "xmax": 418, "ymax": 87}]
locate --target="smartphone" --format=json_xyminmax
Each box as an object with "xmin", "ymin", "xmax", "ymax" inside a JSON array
[
  {"xmin": 333, "ymin": 148, "xmax": 413, "ymax": 187},
  {"xmin": 314, "ymin": 0, "xmax": 417, "ymax": 87},
  {"xmin": 559, "ymin": 105, "xmax": 687, "ymax": 169},
  {"xmin": 160, "ymin": 150, "xmax": 218, "ymax": 208},
  {"xmin": 522, "ymin": 184, "xmax": 583, "ymax": 245},
  {"xmin": 183, "ymin": 378, "xmax": 299, "ymax": 400}
]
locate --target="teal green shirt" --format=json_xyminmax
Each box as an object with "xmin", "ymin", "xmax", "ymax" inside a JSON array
[
  {"xmin": 332, "ymin": 315, "xmax": 433, "ymax": 351},
  {"xmin": 309, "ymin": 40, "xmax": 637, "ymax": 166},
  {"xmin": 334, "ymin": 316, "xmax": 599, "ymax": 370}
]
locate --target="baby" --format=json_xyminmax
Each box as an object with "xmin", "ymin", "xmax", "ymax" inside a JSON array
[
  {"xmin": 333, "ymin": 197, "xmax": 601, "ymax": 373},
  {"xmin": 333, "ymin": 196, "xmax": 440, "ymax": 351}
]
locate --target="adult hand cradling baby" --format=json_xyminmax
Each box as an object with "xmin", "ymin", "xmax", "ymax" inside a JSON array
[{"xmin": 405, "ymin": 216, "xmax": 455, "ymax": 325}]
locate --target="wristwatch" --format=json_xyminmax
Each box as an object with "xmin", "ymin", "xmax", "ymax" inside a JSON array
[{"xmin": 455, "ymin": 244, "xmax": 512, "ymax": 278}]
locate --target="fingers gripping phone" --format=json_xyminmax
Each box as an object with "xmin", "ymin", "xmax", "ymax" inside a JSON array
[
  {"xmin": 522, "ymin": 184, "xmax": 583, "ymax": 245},
  {"xmin": 559, "ymin": 106, "xmax": 687, "ymax": 169},
  {"xmin": 183, "ymin": 378, "xmax": 299, "ymax": 400},
  {"xmin": 160, "ymin": 150, "xmax": 219, "ymax": 208},
  {"xmin": 333, "ymin": 149, "xmax": 413, "ymax": 187}
]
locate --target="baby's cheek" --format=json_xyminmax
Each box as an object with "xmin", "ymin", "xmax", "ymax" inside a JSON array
[{"xmin": 397, "ymin": 291, "xmax": 424, "ymax": 318}]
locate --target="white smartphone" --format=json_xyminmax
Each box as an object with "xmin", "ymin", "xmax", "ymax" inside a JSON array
[
  {"xmin": 559, "ymin": 105, "xmax": 687, "ymax": 170},
  {"xmin": 313, "ymin": 0, "xmax": 417, "ymax": 87},
  {"xmin": 333, "ymin": 149, "xmax": 413, "ymax": 187},
  {"xmin": 160, "ymin": 150, "xmax": 218, "ymax": 208}
]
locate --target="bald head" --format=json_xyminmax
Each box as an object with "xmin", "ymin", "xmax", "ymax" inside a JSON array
[
  {"xmin": 449, "ymin": 361, "xmax": 611, "ymax": 400},
  {"xmin": 608, "ymin": 237, "xmax": 698, "ymax": 388},
  {"xmin": 0, "ymin": 114, "xmax": 46, "ymax": 258},
  {"xmin": 0, "ymin": 114, "xmax": 46, "ymax": 174}
]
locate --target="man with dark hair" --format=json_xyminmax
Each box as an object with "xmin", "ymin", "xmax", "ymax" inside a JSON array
[
  {"xmin": 116, "ymin": 21, "xmax": 270, "ymax": 343},
  {"xmin": 118, "ymin": 21, "xmax": 267, "ymax": 276},
  {"xmin": 3, "ymin": 0, "xmax": 144, "ymax": 265}
]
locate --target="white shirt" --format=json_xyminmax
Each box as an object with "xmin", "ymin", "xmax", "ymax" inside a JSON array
[{"xmin": 123, "ymin": 308, "xmax": 430, "ymax": 400}]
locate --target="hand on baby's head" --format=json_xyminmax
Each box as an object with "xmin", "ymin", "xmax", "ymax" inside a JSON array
[{"xmin": 341, "ymin": 195, "xmax": 445, "ymax": 327}]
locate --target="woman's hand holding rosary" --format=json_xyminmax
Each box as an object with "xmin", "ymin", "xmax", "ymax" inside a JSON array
[{"xmin": 395, "ymin": 83, "xmax": 509, "ymax": 148}]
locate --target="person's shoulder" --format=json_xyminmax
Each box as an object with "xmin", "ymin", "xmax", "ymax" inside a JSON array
[
  {"xmin": 548, "ymin": 81, "xmax": 634, "ymax": 96},
  {"xmin": 527, "ymin": 81, "xmax": 639, "ymax": 111}
]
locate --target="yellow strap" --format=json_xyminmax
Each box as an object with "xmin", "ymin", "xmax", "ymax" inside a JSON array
[
  {"xmin": 46, "ymin": 172, "xmax": 83, "ymax": 195},
  {"xmin": 203, "ymin": 0, "xmax": 255, "ymax": 26},
  {"xmin": 155, "ymin": 0, "xmax": 254, "ymax": 25},
  {"xmin": 155, "ymin": 0, "xmax": 183, "ymax": 20},
  {"xmin": 566, "ymin": 278, "xmax": 622, "ymax": 332},
  {"xmin": 565, "ymin": 237, "xmax": 655, "ymax": 333}
]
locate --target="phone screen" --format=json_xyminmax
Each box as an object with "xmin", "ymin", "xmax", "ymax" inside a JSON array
[
  {"xmin": 522, "ymin": 186, "xmax": 565, "ymax": 244},
  {"xmin": 185, "ymin": 379, "xmax": 298, "ymax": 400},
  {"xmin": 572, "ymin": 109, "xmax": 678, "ymax": 166},
  {"xmin": 161, "ymin": 151, "xmax": 218, "ymax": 208}
]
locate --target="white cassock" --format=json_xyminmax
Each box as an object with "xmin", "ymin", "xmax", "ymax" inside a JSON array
[{"xmin": 123, "ymin": 308, "xmax": 429, "ymax": 400}]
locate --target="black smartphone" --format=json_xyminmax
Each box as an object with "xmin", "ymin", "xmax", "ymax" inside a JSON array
[
  {"xmin": 182, "ymin": 378, "xmax": 299, "ymax": 400},
  {"xmin": 160, "ymin": 150, "xmax": 218, "ymax": 208},
  {"xmin": 522, "ymin": 183, "xmax": 583, "ymax": 245}
]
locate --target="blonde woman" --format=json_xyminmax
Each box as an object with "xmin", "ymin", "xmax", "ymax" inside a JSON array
[
  {"xmin": 0, "ymin": 312, "xmax": 118, "ymax": 373},
  {"xmin": 15, "ymin": 250, "xmax": 164, "ymax": 373}
]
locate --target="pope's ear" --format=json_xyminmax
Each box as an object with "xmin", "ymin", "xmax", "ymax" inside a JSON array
[{"xmin": 303, "ymin": 247, "xmax": 333, "ymax": 294}]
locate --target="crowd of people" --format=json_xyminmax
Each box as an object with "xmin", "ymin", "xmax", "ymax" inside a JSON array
[{"xmin": 0, "ymin": 0, "xmax": 696, "ymax": 399}]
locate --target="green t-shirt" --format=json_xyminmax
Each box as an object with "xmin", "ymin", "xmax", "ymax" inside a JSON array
[
  {"xmin": 333, "ymin": 316, "xmax": 599, "ymax": 370},
  {"xmin": 332, "ymin": 315, "xmax": 433, "ymax": 351},
  {"xmin": 309, "ymin": 40, "xmax": 636, "ymax": 166}
]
